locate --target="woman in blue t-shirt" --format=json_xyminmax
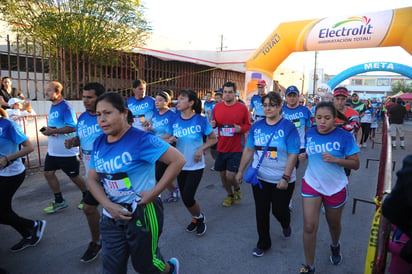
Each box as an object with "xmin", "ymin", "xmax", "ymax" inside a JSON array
[
  {"xmin": 236, "ymin": 92, "xmax": 300, "ymax": 257},
  {"xmin": 165, "ymin": 89, "xmax": 217, "ymax": 237},
  {"xmin": 0, "ymin": 111, "xmax": 46, "ymax": 252},
  {"xmin": 147, "ymin": 90, "xmax": 180, "ymax": 203},
  {"xmin": 298, "ymin": 101, "xmax": 360, "ymax": 274},
  {"xmin": 87, "ymin": 92, "xmax": 185, "ymax": 274}
]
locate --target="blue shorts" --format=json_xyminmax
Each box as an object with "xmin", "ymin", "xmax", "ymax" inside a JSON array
[
  {"xmin": 301, "ymin": 178, "xmax": 348, "ymax": 208},
  {"xmin": 214, "ymin": 151, "xmax": 241, "ymax": 172}
]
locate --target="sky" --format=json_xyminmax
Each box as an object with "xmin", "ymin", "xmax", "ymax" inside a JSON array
[{"xmin": 142, "ymin": 0, "xmax": 412, "ymax": 75}]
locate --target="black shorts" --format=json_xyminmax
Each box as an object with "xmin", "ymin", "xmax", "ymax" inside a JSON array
[
  {"xmin": 214, "ymin": 151, "xmax": 242, "ymax": 172},
  {"xmin": 344, "ymin": 167, "xmax": 351, "ymax": 177},
  {"xmin": 44, "ymin": 153, "xmax": 80, "ymax": 177},
  {"xmin": 210, "ymin": 143, "xmax": 217, "ymax": 150},
  {"xmin": 83, "ymin": 190, "xmax": 99, "ymax": 206}
]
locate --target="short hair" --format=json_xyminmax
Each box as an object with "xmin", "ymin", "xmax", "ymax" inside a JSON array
[
  {"xmin": 132, "ymin": 79, "xmax": 146, "ymax": 88},
  {"xmin": 223, "ymin": 81, "xmax": 237, "ymax": 92},
  {"xmin": 84, "ymin": 82, "xmax": 106, "ymax": 97}
]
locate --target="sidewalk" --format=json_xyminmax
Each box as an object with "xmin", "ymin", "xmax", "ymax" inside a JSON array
[{"xmin": 1, "ymin": 122, "xmax": 411, "ymax": 274}]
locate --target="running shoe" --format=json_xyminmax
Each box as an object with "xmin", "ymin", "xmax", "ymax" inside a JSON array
[
  {"xmin": 401, "ymin": 145, "xmax": 405, "ymax": 150},
  {"xmin": 10, "ymin": 220, "xmax": 46, "ymax": 252},
  {"xmin": 330, "ymin": 243, "xmax": 342, "ymax": 265},
  {"xmin": 44, "ymin": 200, "xmax": 68, "ymax": 214},
  {"xmin": 233, "ymin": 189, "xmax": 242, "ymax": 204},
  {"xmin": 78, "ymin": 198, "xmax": 84, "ymax": 210},
  {"xmin": 186, "ymin": 218, "xmax": 198, "ymax": 232},
  {"xmin": 163, "ymin": 193, "xmax": 178, "ymax": 203},
  {"xmin": 80, "ymin": 241, "xmax": 101, "ymax": 263},
  {"xmin": 300, "ymin": 264, "xmax": 315, "ymax": 274},
  {"xmin": 196, "ymin": 215, "xmax": 207, "ymax": 236},
  {"xmin": 222, "ymin": 195, "xmax": 234, "ymax": 207},
  {"xmin": 168, "ymin": 257, "xmax": 180, "ymax": 274},
  {"xmin": 252, "ymin": 247, "xmax": 264, "ymax": 257},
  {"xmin": 282, "ymin": 226, "xmax": 292, "ymax": 238}
]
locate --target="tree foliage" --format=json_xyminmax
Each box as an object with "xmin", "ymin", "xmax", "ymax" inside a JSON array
[
  {"xmin": 391, "ymin": 81, "xmax": 412, "ymax": 95},
  {"xmin": 0, "ymin": 0, "xmax": 151, "ymax": 57}
]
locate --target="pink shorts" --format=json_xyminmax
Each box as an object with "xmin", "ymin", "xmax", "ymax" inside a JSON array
[{"xmin": 301, "ymin": 178, "xmax": 348, "ymax": 208}]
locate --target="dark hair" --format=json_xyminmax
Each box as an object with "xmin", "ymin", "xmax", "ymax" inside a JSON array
[
  {"xmin": 96, "ymin": 92, "xmax": 134, "ymax": 125},
  {"xmin": 179, "ymin": 89, "xmax": 202, "ymax": 114},
  {"xmin": 223, "ymin": 81, "xmax": 237, "ymax": 92},
  {"xmin": 1, "ymin": 76, "xmax": 11, "ymax": 82},
  {"xmin": 156, "ymin": 90, "xmax": 171, "ymax": 106},
  {"xmin": 163, "ymin": 89, "xmax": 174, "ymax": 98},
  {"xmin": 215, "ymin": 92, "xmax": 222, "ymax": 97},
  {"xmin": 206, "ymin": 90, "xmax": 212, "ymax": 95},
  {"xmin": 132, "ymin": 79, "xmax": 146, "ymax": 88},
  {"xmin": 315, "ymin": 101, "xmax": 348, "ymax": 122},
  {"xmin": 84, "ymin": 82, "xmax": 106, "ymax": 97},
  {"xmin": 396, "ymin": 98, "xmax": 403, "ymax": 104},
  {"xmin": 261, "ymin": 92, "xmax": 283, "ymax": 115}
]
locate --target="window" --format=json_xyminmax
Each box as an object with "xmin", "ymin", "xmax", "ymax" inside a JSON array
[
  {"xmin": 364, "ymin": 79, "xmax": 376, "ymax": 86},
  {"xmin": 405, "ymin": 80, "xmax": 412, "ymax": 87},
  {"xmin": 391, "ymin": 79, "xmax": 404, "ymax": 86},
  {"xmin": 377, "ymin": 79, "xmax": 390, "ymax": 86},
  {"xmin": 351, "ymin": 79, "xmax": 362, "ymax": 85}
]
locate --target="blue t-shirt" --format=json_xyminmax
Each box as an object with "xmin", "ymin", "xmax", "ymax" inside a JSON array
[
  {"xmin": 282, "ymin": 105, "xmax": 312, "ymax": 149},
  {"xmin": 203, "ymin": 100, "xmax": 216, "ymax": 121},
  {"xmin": 90, "ymin": 127, "xmax": 169, "ymax": 213},
  {"xmin": 126, "ymin": 96, "xmax": 156, "ymax": 130},
  {"xmin": 76, "ymin": 111, "xmax": 102, "ymax": 153},
  {"xmin": 250, "ymin": 94, "xmax": 265, "ymax": 119},
  {"xmin": 0, "ymin": 118, "xmax": 27, "ymax": 176},
  {"xmin": 246, "ymin": 118, "xmax": 300, "ymax": 183},
  {"xmin": 167, "ymin": 114, "xmax": 213, "ymax": 170},
  {"xmin": 47, "ymin": 100, "xmax": 78, "ymax": 156},
  {"xmin": 151, "ymin": 109, "xmax": 177, "ymax": 137},
  {"xmin": 303, "ymin": 127, "xmax": 359, "ymax": 195}
]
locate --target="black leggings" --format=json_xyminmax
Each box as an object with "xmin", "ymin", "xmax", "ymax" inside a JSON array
[
  {"xmin": 177, "ymin": 169, "xmax": 204, "ymax": 208},
  {"xmin": 361, "ymin": 123, "xmax": 371, "ymax": 144},
  {"xmin": 0, "ymin": 171, "xmax": 35, "ymax": 238},
  {"xmin": 252, "ymin": 180, "xmax": 295, "ymax": 250}
]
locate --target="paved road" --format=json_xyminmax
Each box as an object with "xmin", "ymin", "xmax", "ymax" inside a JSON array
[{"xmin": 1, "ymin": 122, "xmax": 411, "ymax": 274}]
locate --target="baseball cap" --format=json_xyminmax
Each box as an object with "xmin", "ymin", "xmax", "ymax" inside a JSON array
[
  {"xmin": 8, "ymin": 98, "xmax": 24, "ymax": 107},
  {"xmin": 333, "ymin": 87, "xmax": 349, "ymax": 97},
  {"xmin": 257, "ymin": 80, "xmax": 267, "ymax": 86},
  {"xmin": 285, "ymin": 85, "xmax": 299, "ymax": 95}
]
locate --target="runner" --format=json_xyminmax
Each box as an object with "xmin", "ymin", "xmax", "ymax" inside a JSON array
[
  {"xmin": 211, "ymin": 81, "xmax": 251, "ymax": 207},
  {"xmin": 298, "ymin": 101, "xmax": 360, "ymax": 274},
  {"xmin": 126, "ymin": 79, "xmax": 155, "ymax": 130},
  {"xmin": 148, "ymin": 90, "xmax": 180, "ymax": 203},
  {"xmin": 64, "ymin": 82, "xmax": 105, "ymax": 263},
  {"xmin": 87, "ymin": 92, "xmax": 184, "ymax": 274},
  {"xmin": 0, "ymin": 113, "xmax": 46, "ymax": 252},
  {"xmin": 249, "ymin": 80, "xmax": 267, "ymax": 122},
  {"xmin": 165, "ymin": 89, "xmax": 217, "ymax": 236},
  {"xmin": 236, "ymin": 92, "xmax": 299, "ymax": 257}
]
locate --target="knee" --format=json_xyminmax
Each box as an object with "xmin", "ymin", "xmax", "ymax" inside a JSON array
[
  {"xmin": 182, "ymin": 196, "xmax": 195, "ymax": 208},
  {"xmin": 44, "ymin": 171, "xmax": 55, "ymax": 179},
  {"xmin": 303, "ymin": 222, "xmax": 318, "ymax": 234},
  {"xmin": 83, "ymin": 203, "xmax": 98, "ymax": 216}
]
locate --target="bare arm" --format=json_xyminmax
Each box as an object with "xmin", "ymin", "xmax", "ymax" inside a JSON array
[
  {"xmin": 41, "ymin": 126, "xmax": 75, "ymax": 136},
  {"xmin": 277, "ymin": 153, "xmax": 298, "ymax": 190},
  {"xmin": 194, "ymin": 131, "xmax": 217, "ymax": 162},
  {"xmin": 322, "ymin": 152, "xmax": 360, "ymax": 170},
  {"xmin": 0, "ymin": 139, "xmax": 34, "ymax": 169}
]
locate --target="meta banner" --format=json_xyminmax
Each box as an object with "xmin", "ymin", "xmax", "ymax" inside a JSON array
[{"xmin": 245, "ymin": 7, "xmax": 412, "ymax": 86}]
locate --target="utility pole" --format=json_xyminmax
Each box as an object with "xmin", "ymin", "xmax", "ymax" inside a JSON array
[
  {"xmin": 220, "ymin": 34, "xmax": 224, "ymax": 51},
  {"xmin": 313, "ymin": 51, "xmax": 318, "ymax": 96}
]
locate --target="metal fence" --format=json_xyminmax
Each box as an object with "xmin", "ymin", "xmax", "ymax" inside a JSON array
[{"xmin": 0, "ymin": 35, "xmax": 245, "ymax": 100}]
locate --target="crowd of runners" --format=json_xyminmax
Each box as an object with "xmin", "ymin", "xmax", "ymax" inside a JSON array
[{"xmin": 0, "ymin": 77, "xmax": 409, "ymax": 274}]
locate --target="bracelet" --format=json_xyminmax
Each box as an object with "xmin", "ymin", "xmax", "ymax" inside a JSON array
[{"xmin": 281, "ymin": 175, "xmax": 290, "ymax": 183}]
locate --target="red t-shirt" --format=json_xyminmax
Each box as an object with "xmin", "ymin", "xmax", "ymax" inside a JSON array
[{"xmin": 212, "ymin": 102, "xmax": 251, "ymax": 153}]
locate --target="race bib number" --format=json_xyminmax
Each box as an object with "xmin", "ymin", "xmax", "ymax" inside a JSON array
[
  {"xmin": 82, "ymin": 149, "xmax": 92, "ymax": 162},
  {"xmin": 255, "ymin": 146, "xmax": 278, "ymax": 161},
  {"xmin": 133, "ymin": 115, "xmax": 145, "ymax": 127},
  {"xmin": 98, "ymin": 172, "xmax": 134, "ymax": 197},
  {"xmin": 293, "ymin": 119, "xmax": 301, "ymax": 128},
  {"xmin": 219, "ymin": 125, "xmax": 235, "ymax": 137}
]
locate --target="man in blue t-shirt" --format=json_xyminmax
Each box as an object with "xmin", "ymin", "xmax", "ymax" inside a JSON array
[
  {"xmin": 65, "ymin": 82, "xmax": 105, "ymax": 263},
  {"xmin": 41, "ymin": 81, "xmax": 87, "ymax": 214},
  {"xmin": 126, "ymin": 79, "xmax": 155, "ymax": 130},
  {"xmin": 249, "ymin": 80, "xmax": 267, "ymax": 122}
]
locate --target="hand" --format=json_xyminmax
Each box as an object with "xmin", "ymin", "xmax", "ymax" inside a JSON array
[
  {"xmin": 168, "ymin": 136, "xmax": 178, "ymax": 144},
  {"xmin": 298, "ymin": 152, "xmax": 307, "ymax": 162},
  {"xmin": 194, "ymin": 148, "xmax": 203, "ymax": 162},
  {"xmin": 276, "ymin": 179, "xmax": 288, "ymax": 190},
  {"xmin": 64, "ymin": 138, "xmax": 74, "ymax": 149},
  {"xmin": 210, "ymin": 120, "xmax": 216, "ymax": 128},
  {"xmin": 0, "ymin": 157, "xmax": 8, "ymax": 169},
  {"xmin": 105, "ymin": 202, "xmax": 133, "ymax": 221},
  {"xmin": 235, "ymin": 172, "xmax": 243, "ymax": 185},
  {"xmin": 41, "ymin": 127, "xmax": 55, "ymax": 136},
  {"xmin": 234, "ymin": 124, "xmax": 241, "ymax": 133},
  {"xmin": 137, "ymin": 190, "xmax": 156, "ymax": 205},
  {"xmin": 322, "ymin": 152, "xmax": 338, "ymax": 164}
]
